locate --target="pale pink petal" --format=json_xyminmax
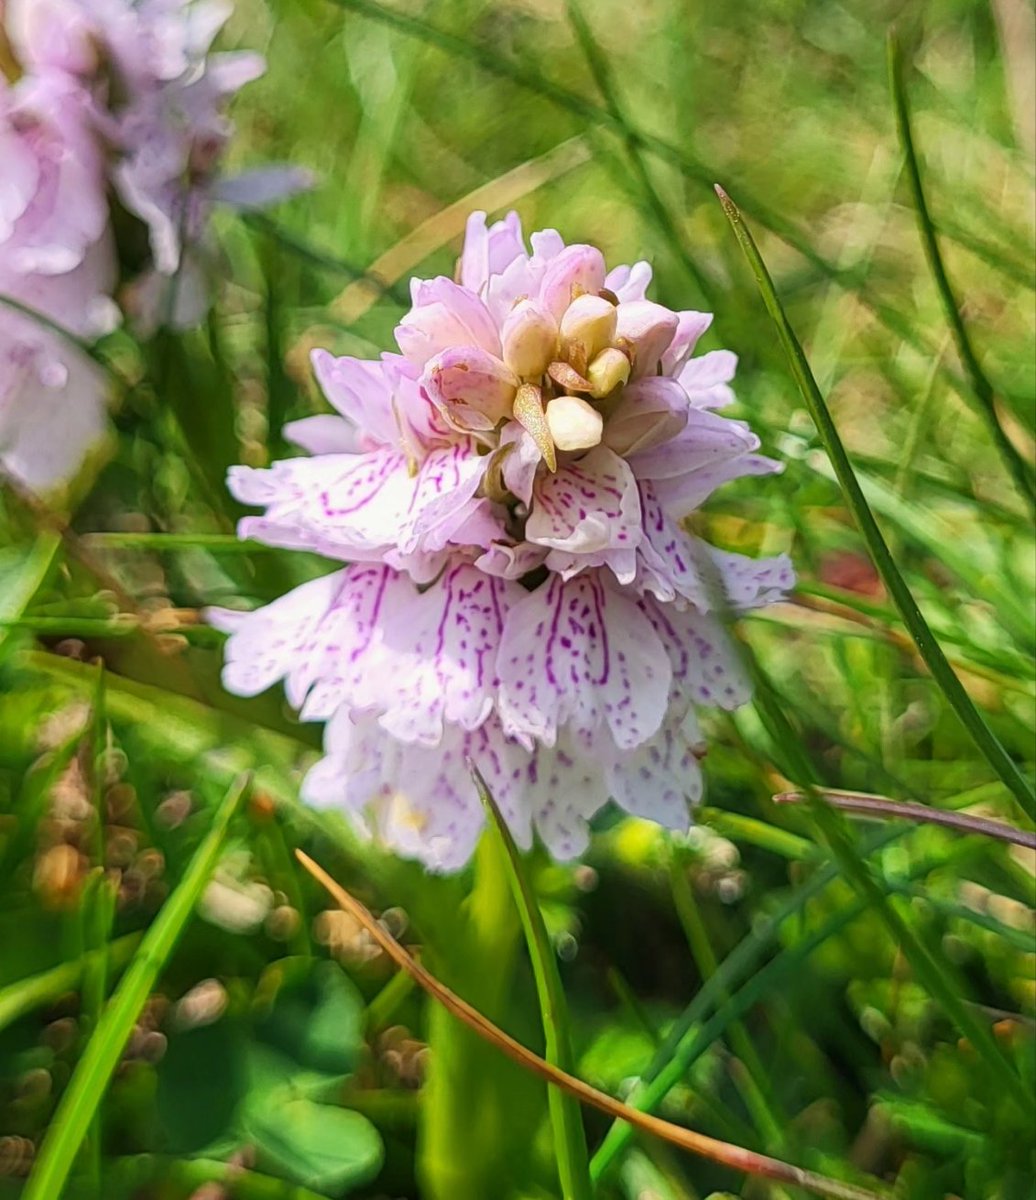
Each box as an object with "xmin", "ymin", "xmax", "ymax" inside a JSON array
[
  {"xmin": 395, "ymin": 277, "xmax": 501, "ymax": 364},
  {"xmin": 376, "ymin": 565, "xmax": 519, "ymax": 744},
  {"xmin": 497, "ymin": 573, "xmax": 671, "ymax": 749},
  {"xmin": 708, "ymin": 548, "xmax": 795, "ymax": 610},
  {"xmin": 283, "ymin": 414, "xmax": 362, "ymax": 455},
  {"xmin": 475, "ymin": 540, "xmax": 549, "ymax": 580},
  {"xmin": 604, "ymin": 260, "xmax": 652, "ymax": 302},
  {"xmin": 614, "ymin": 299, "xmax": 679, "ymax": 379},
  {"xmin": 397, "ymin": 444, "xmax": 490, "ymax": 554},
  {"xmin": 537, "ymin": 244, "xmax": 607, "ymax": 320},
  {"xmin": 499, "ymin": 425, "xmax": 541, "ymax": 506},
  {"xmin": 605, "ymin": 717, "xmax": 703, "ymax": 829},
  {"xmin": 651, "ymin": 451, "xmax": 783, "ymax": 514},
  {"xmin": 602, "ymin": 377, "xmax": 688, "ymax": 458},
  {"xmin": 636, "ymin": 483, "xmax": 710, "ymax": 608},
  {"xmin": 311, "ymin": 349, "xmax": 399, "ymax": 449},
  {"xmin": 458, "ymin": 210, "xmax": 527, "ymax": 294},
  {"xmin": 206, "ymin": 571, "xmax": 347, "ymax": 704},
  {"xmin": 677, "ymin": 349, "xmax": 738, "ymax": 408},
  {"xmin": 661, "ymin": 311, "xmax": 713, "ymax": 376},
  {"xmin": 423, "ymin": 346, "xmax": 517, "ymax": 432},
  {"xmin": 230, "ymin": 449, "xmax": 415, "ymax": 561},
  {"xmin": 527, "ymin": 733, "xmax": 607, "ymax": 860},
  {"xmin": 638, "ymin": 595, "xmax": 752, "ymax": 713}
]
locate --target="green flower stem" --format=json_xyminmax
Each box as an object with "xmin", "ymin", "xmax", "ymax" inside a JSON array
[
  {"xmin": 417, "ymin": 832, "xmax": 533, "ymax": 1200},
  {"xmin": 477, "ymin": 769, "xmax": 593, "ymax": 1200}
]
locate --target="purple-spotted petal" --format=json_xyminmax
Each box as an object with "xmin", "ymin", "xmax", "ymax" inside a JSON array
[
  {"xmin": 527, "ymin": 446, "xmax": 642, "ymax": 560},
  {"xmin": 497, "ymin": 572, "xmax": 671, "ymax": 749},
  {"xmin": 229, "ymin": 449, "xmax": 415, "ymax": 561},
  {"xmin": 605, "ymin": 717, "xmax": 703, "ymax": 828}
]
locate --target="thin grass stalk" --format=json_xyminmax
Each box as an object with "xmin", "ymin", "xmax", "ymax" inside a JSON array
[
  {"xmin": 887, "ymin": 31, "xmax": 1035, "ymax": 508},
  {"xmin": 22, "ymin": 775, "xmax": 249, "ymax": 1200},
  {"xmin": 772, "ymin": 788, "xmax": 1035, "ymax": 848},
  {"xmin": 716, "ymin": 183, "xmax": 1035, "ymax": 823}
]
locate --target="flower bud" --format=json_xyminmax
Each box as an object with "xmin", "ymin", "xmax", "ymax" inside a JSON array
[
  {"xmin": 500, "ymin": 300, "xmax": 557, "ymax": 379},
  {"xmin": 587, "ymin": 347, "xmax": 631, "ymax": 398},
  {"xmin": 538, "ymin": 244, "xmax": 607, "ymax": 320},
  {"xmin": 545, "ymin": 394, "xmax": 604, "ymax": 452},
  {"xmin": 425, "ymin": 347, "xmax": 518, "ymax": 432},
  {"xmin": 560, "ymin": 294, "xmax": 617, "ymax": 363},
  {"xmin": 614, "ymin": 300, "xmax": 679, "ymax": 378}
]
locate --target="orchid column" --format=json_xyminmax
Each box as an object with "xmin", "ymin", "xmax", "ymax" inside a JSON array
[{"xmin": 211, "ymin": 210, "xmax": 793, "ymax": 1194}]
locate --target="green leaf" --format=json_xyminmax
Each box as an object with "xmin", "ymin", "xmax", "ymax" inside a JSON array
[
  {"xmin": 255, "ymin": 960, "xmax": 365, "ymax": 1079},
  {"xmin": 156, "ymin": 1019, "xmax": 251, "ymax": 1155},
  {"xmin": 243, "ymin": 1094, "xmax": 383, "ymax": 1196}
]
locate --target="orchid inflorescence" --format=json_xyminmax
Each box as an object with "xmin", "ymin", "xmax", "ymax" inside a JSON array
[
  {"xmin": 0, "ymin": 0, "xmax": 306, "ymax": 491},
  {"xmin": 211, "ymin": 212, "xmax": 794, "ymax": 870}
]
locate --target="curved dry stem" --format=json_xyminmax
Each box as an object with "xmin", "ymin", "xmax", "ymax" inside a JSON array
[
  {"xmin": 296, "ymin": 850, "xmax": 890, "ymax": 1200},
  {"xmin": 773, "ymin": 789, "xmax": 1036, "ymax": 849}
]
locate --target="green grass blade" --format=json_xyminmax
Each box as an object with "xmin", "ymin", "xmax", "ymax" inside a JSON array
[
  {"xmin": 888, "ymin": 31, "xmax": 1035, "ymax": 509},
  {"xmin": 566, "ymin": 0, "xmax": 715, "ymax": 306},
  {"xmin": 471, "ymin": 764, "xmax": 593, "ymax": 1200},
  {"xmin": 326, "ymin": 0, "xmax": 987, "ymax": 420},
  {"xmin": 749, "ymin": 673, "xmax": 1033, "ymax": 1118},
  {"xmin": 589, "ymin": 783, "xmax": 1014, "ymax": 1178},
  {"xmin": 0, "ymin": 531, "xmax": 61, "ymax": 658},
  {"xmin": 0, "ymin": 935, "xmax": 141, "ymax": 1034},
  {"xmin": 715, "ymin": 184, "xmax": 1035, "ymax": 823},
  {"xmin": 22, "ymin": 774, "xmax": 250, "ymax": 1200}
]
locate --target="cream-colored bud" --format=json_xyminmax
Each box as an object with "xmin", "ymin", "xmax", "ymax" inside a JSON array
[
  {"xmin": 587, "ymin": 347, "xmax": 631, "ymax": 398},
  {"xmin": 501, "ymin": 300, "xmax": 558, "ymax": 379},
  {"xmin": 559, "ymin": 294, "xmax": 617, "ymax": 362},
  {"xmin": 545, "ymin": 394, "xmax": 604, "ymax": 452}
]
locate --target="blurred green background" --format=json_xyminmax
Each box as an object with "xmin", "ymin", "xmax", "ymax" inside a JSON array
[{"xmin": 1, "ymin": 1, "xmax": 1033, "ymax": 1198}]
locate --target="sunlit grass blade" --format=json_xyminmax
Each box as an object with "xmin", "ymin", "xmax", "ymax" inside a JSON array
[
  {"xmin": 565, "ymin": 0, "xmax": 714, "ymax": 305},
  {"xmin": 888, "ymin": 31, "xmax": 1035, "ymax": 508},
  {"xmin": 470, "ymin": 763, "xmax": 593, "ymax": 1200},
  {"xmin": 22, "ymin": 774, "xmax": 250, "ymax": 1200},
  {"xmin": 0, "ymin": 531, "xmax": 61, "ymax": 657},
  {"xmin": 331, "ymin": 136, "xmax": 591, "ymax": 324},
  {"xmin": 298, "ymin": 852, "xmax": 890, "ymax": 1200},
  {"xmin": 326, "ymin": 0, "xmax": 985, "ymax": 417},
  {"xmin": 716, "ymin": 184, "xmax": 1035, "ymax": 824},
  {"xmin": 0, "ymin": 935, "xmax": 140, "ymax": 1034}
]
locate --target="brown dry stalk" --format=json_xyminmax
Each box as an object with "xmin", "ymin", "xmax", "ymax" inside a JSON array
[
  {"xmin": 296, "ymin": 850, "xmax": 889, "ymax": 1200},
  {"xmin": 773, "ymin": 788, "xmax": 1036, "ymax": 850}
]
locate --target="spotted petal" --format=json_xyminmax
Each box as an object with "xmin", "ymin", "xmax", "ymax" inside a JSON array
[
  {"xmin": 527, "ymin": 446, "xmax": 642, "ymax": 582},
  {"xmin": 498, "ymin": 572, "xmax": 671, "ymax": 749}
]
